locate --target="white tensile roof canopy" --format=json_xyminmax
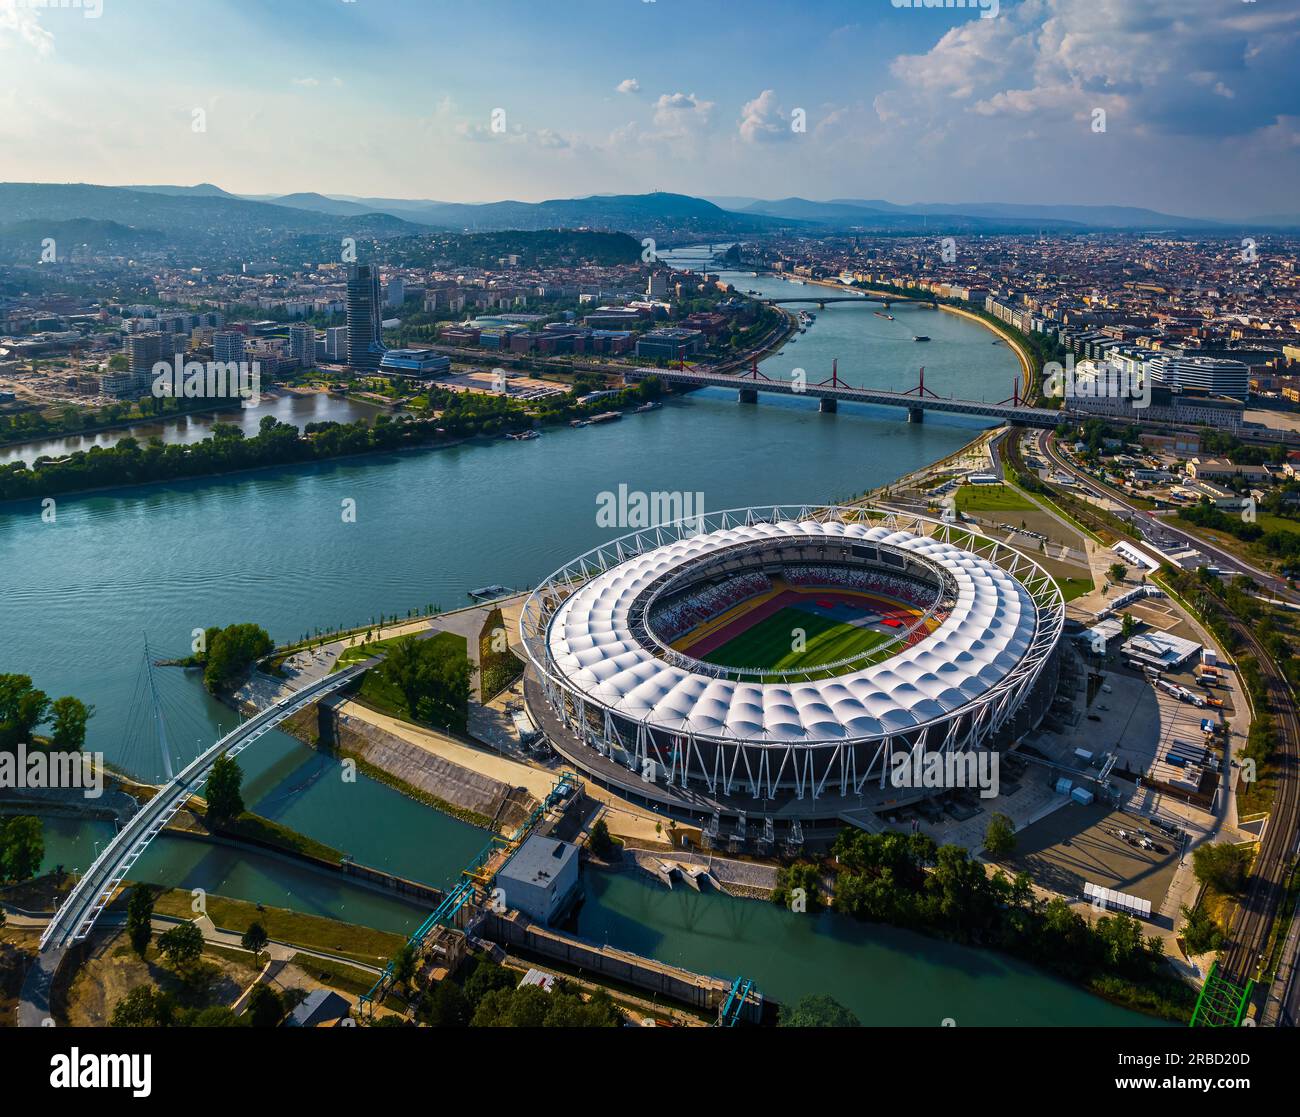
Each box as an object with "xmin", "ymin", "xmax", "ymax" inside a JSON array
[{"xmin": 546, "ymin": 519, "xmax": 1041, "ymax": 745}]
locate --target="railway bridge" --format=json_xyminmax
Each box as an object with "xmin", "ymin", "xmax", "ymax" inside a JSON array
[{"xmin": 626, "ymin": 364, "xmax": 1060, "ymax": 427}]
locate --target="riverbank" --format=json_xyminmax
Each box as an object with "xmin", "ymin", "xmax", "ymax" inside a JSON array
[
  {"xmin": 0, "ymin": 377, "xmax": 668, "ymax": 504},
  {"xmin": 0, "ymin": 395, "xmax": 261, "ymax": 453}
]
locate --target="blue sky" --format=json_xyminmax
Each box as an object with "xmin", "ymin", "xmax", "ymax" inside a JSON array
[{"xmin": 2, "ymin": 0, "xmax": 1298, "ymax": 217}]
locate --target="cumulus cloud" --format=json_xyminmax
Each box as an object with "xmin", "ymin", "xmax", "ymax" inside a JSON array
[
  {"xmin": 877, "ymin": 0, "xmax": 1300, "ymax": 141},
  {"xmin": 616, "ymin": 78, "xmax": 639, "ymax": 95},
  {"xmin": 738, "ymin": 89, "xmax": 790, "ymax": 144},
  {"xmin": 652, "ymin": 91, "xmax": 714, "ymax": 134}
]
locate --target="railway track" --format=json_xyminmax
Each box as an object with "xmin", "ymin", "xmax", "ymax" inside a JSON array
[
  {"xmin": 1027, "ymin": 429, "xmax": 1299, "ymax": 1003},
  {"xmin": 1219, "ymin": 617, "xmax": 1300, "ymax": 986}
]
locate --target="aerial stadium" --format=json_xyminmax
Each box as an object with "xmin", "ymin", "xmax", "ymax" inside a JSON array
[{"xmin": 520, "ymin": 505, "xmax": 1065, "ymax": 826}]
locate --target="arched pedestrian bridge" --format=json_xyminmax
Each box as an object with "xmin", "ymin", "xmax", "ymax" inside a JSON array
[{"xmin": 39, "ymin": 661, "xmax": 372, "ymax": 954}]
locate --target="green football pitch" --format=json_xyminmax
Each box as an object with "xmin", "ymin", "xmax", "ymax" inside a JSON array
[{"xmin": 697, "ymin": 606, "xmax": 892, "ymax": 671}]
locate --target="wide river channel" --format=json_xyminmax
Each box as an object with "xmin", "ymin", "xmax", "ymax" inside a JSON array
[{"xmin": 0, "ymin": 255, "xmax": 1158, "ymax": 1024}]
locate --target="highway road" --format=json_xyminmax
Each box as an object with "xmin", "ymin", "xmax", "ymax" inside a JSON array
[{"xmin": 1035, "ymin": 430, "xmax": 1298, "ymax": 604}]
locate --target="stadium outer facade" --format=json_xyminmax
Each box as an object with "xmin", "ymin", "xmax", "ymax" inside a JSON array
[{"xmin": 520, "ymin": 505, "xmax": 1065, "ymax": 822}]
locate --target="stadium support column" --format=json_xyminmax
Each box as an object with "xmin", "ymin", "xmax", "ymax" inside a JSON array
[
  {"xmin": 738, "ymin": 388, "xmax": 758, "ymax": 403},
  {"xmin": 908, "ymin": 405, "xmax": 924, "ymax": 423}
]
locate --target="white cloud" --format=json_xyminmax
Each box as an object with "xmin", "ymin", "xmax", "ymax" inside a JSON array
[
  {"xmin": 616, "ymin": 78, "xmax": 639, "ymax": 95},
  {"xmin": 738, "ymin": 89, "xmax": 789, "ymax": 144},
  {"xmin": 652, "ymin": 91, "xmax": 714, "ymax": 134},
  {"xmin": 0, "ymin": 1, "xmax": 55, "ymax": 57}
]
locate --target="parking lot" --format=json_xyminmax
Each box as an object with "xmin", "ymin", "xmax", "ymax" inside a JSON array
[{"xmin": 1001, "ymin": 802, "xmax": 1183, "ymax": 909}]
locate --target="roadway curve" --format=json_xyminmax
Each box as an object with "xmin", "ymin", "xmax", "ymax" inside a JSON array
[{"xmin": 1037, "ymin": 432, "xmax": 1297, "ymax": 604}]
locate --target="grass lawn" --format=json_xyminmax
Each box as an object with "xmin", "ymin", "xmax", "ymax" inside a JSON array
[
  {"xmin": 1054, "ymin": 575, "xmax": 1095, "ymax": 603},
  {"xmin": 339, "ymin": 630, "xmax": 470, "ymax": 725},
  {"xmin": 699, "ymin": 607, "xmax": 891, "ymax": 671},
  {"xmin": 289, "ymin": 952, "xmax": 383, "ymax": 996},
  {"xmin": 955, "ymin": 483, "xmax": 1037, "ymax": 514},
  {"xmin": 146, "ymin": 891, "xmax": 409, "ymax": 968}
]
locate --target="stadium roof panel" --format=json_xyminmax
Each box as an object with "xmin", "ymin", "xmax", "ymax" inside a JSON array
[{"xmin": 543, "ymin": 518, "xmax": 1048, "ymax": 745}]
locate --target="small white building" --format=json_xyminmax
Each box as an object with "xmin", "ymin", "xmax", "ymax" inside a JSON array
[{"xmin": 496, "ymin": 835, "xmax": 580, "ymax": 925}]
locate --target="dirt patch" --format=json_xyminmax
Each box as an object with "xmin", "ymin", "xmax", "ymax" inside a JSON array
[
  {"xmin": 0, "ymin": 925, "xmax": 40, "ymax": 1025},
  {"xmin": 61, "ymin": 928, "xmax": 261, "ymax": 1026}
]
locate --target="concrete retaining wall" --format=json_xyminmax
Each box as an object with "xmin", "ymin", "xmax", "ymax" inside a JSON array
[{"xmin": 477, "ymin": 909, "xmax": 763, "ymax": 1023}]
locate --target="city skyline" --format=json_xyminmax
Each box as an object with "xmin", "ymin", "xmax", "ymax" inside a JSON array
[{"xmin": 2, "ymin": 0, "xmax": 1298, "ymax": 219}]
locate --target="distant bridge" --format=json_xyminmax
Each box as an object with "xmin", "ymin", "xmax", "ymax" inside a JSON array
[
  {"xmin": 39, "ymin": 661, "xmax": 372, "ymax": 954},
  {"xmin": 763, "ymin": 294, "xmax": 903, "ymax": 307},
  {"xmin": 627, "ymin": 364, "xmax": 1060, "ymax": 427}
]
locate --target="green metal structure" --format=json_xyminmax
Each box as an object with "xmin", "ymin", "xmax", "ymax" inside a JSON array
[{"xmin": 1190, "ymin": 961, "xmax": 1255, "ymax": 1027}]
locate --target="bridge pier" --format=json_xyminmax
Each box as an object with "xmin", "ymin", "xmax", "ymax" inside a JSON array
[
  {"xmin": 818, "ymin": 397, "xmax": 837, "ymax": 413},
  {"xmin": 907, "ymin": 406, "xmax": 924, "ymax": 423},
  {"xmin": 738, "ymin": 388, "xmax": 757, "ymax": 404}
]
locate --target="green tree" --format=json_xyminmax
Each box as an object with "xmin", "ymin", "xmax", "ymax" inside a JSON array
[
  {"xmin": 111, "ymin": 986, "xmax": 174, "ymax": 1027},
  {"xmin": 1120, "ymin": 613, "xmax": 1137, "ymax": 640},
  {"xmin": 244, "ymin": 983, "xmax": 285, "ymax": 1027},
  {"xmin": 158, "ymin": 920, "xmax": 205, "ymax": 970},
  {"xmin": 391, "ymin": 942, "xmax": 417, "ymax": 988},
  {"xmin": 587, "ymin": 818, "xmax": 615, "ymax": 859},
  {"xmin": 0, "ymin": 675, "xmax": 50, "ymax": 750},
  {"xmin": 241, "ymin": 921, "xmax": 269, "ymax": 957},
  {"xmin": 1180, "ymin": 905, "xmax": 1225, "ymax": 955},
  {"xmin": 199, "ymin": 624, "xmax": 273, "ymax": 693},
  {"xmin": 421, "ymin": 979, "xmax": 471, "ymax": 1027},
  {"xmin": 49, "ymin": 696, "xmax": 93, "ymax": 751},
  {"xmin": 186, "ymin": 1006, "xmax": 241, "ymax": 1027},
  {"xmin": 205, "ymin": 753, "xmax": 244, "ymax": 826},
  {"xmin": 461, "ymin": 956, "xmax": 515, "ymax": 1008},
  {"xmin": 1192, "ymin": 842, "xmax": 1252, "ymax": 895},
  {"xmin": 779, "ymin": 993, "xmax": 861, "ymax": 1027},
  {"xmin": 125, "ymin": 883, "xmax": 155, "ymax": 957},
  {"xmin": 1107, "ymin": 563, "xmax": 1128, "ymax": 584},
  {"xmin": 983, "ymin": 813, "xmax": 1017, "ymax": 858},
  {"xmin": 0, "ymin": 815, "xmax": 45, "ymax": 883},
  {"xmin": 773, "ymin": 861, "xmax": 822, "ymax": 910}
]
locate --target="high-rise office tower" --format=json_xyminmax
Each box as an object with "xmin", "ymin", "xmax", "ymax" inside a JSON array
[
  {"xmin": 125, "ymin": 332, "xmax": 164, "ymax": 393},
  {"xmin": 213, "ymin": 330, "xmax": 246, "ymax": 364},
  {"xmin": 288, "ymin": 323, "xmax": 316, "ymax": 368},
  {"xmin": 347, "ymin": 264, "xmax": 387, "ymax": 371}
]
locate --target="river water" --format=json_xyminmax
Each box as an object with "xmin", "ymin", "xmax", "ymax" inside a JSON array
[{"xmin": 0, "ymin": 259, "xmax": 1159, "ymax": 1024}]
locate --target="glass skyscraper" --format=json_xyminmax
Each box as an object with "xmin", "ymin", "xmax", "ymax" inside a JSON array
[{"xmin": 346, "ymin": 264, "xmax": 387, "ymax": 371}]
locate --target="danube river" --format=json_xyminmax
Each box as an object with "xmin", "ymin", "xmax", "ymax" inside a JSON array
[{"xmin": 0, "ymin": 264, "xmax": 1159, "ymax": 1024}]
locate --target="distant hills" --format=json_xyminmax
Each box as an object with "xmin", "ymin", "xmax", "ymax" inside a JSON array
[
  {"xmin": 0, "ymin": 217, "xmax": 166, "ymax": 262},
  {"xmin": 1, "ymin": 183, "xmax": 1293, "ymax": 261},
  {"xmin": 0, "ymin": 183, "xmax": 419, "ymax": 240},
  {"xmin": 716, "ymin": 195, "xmax": 1292, "ymax": 231}
]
